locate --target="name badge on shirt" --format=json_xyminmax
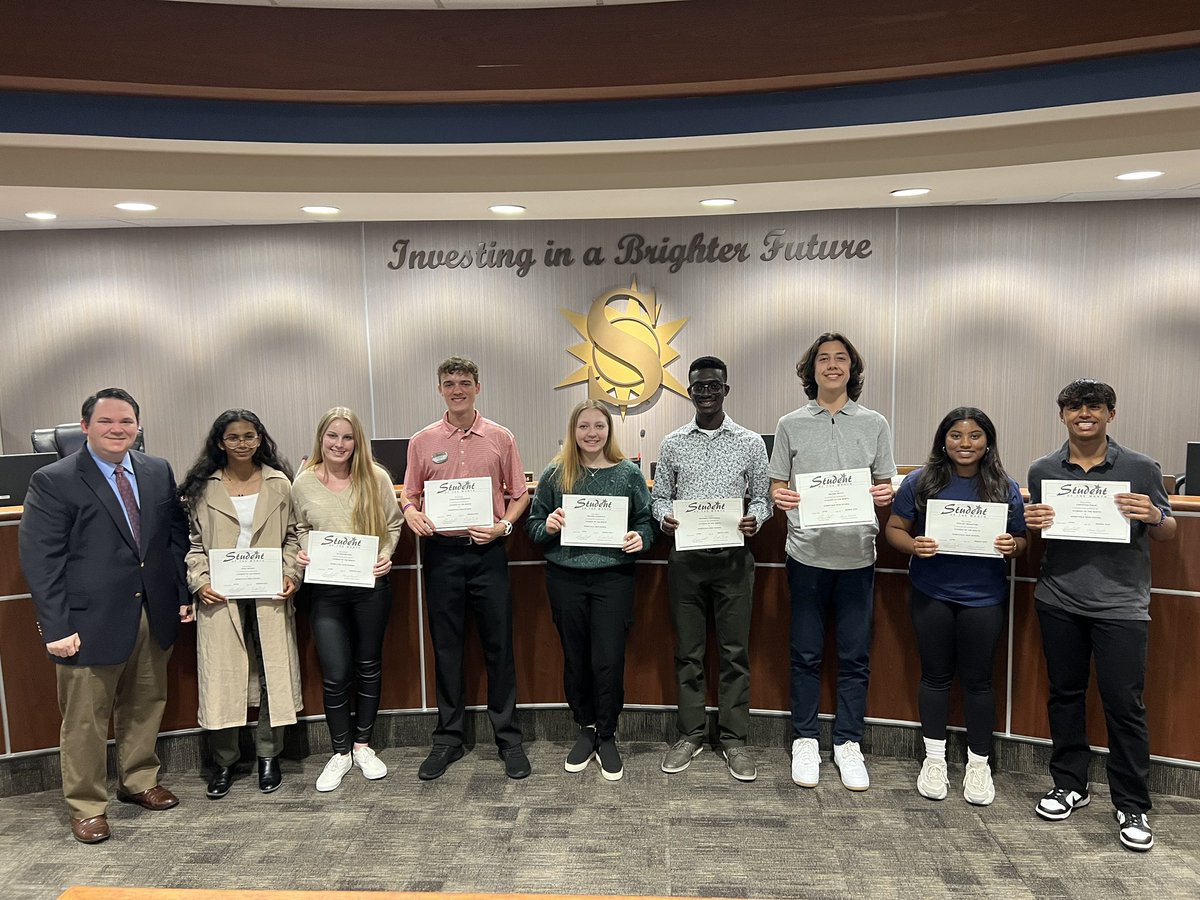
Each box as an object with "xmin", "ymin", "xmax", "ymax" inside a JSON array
[{"xmin": 432, "ymin": 451, "xmax": 448, "ymax": 464}]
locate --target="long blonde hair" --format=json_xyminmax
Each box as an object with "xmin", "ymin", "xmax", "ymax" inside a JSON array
[
  {"xmin": 304, "ymin": 407, "xmax": 391, "ymax": 540},
  {"xmin": 552, "ymin": 400, "xmax": 625, "ymax": 493}
]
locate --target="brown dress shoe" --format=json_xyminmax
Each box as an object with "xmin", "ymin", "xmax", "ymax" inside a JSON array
[
  {"xmin": 71, "ymin": 815, "xmax": 110, "ymax": 844},
  {"xmin": 116, "ymin": 785, "xmax": 179, "ymax": 811}
]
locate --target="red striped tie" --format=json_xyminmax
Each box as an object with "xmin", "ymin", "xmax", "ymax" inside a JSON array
[{"xmin": 113, "ymin": 464, "xmax": 141, "ymax": 546}]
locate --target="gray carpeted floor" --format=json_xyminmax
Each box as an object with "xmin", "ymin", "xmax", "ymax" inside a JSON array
[{"xmin": 1, "ymin": 743, "xmax": 1199, "ymax": 899}]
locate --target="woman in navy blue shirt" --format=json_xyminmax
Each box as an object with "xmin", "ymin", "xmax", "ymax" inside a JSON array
[{"xmin": 885, "ymin": 407, "xmax": 1026, "ymax": 806}]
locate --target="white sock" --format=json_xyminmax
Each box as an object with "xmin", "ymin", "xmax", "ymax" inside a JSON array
[
  {"xmin": 967, "ymin": 749, "xmax": 989, "ymax": 768},
  {"xmin": 923, "ymin": 737, "xmax": 946, "ymax": 762}
]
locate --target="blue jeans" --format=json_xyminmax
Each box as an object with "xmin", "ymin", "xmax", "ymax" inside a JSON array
[{"xmin": 787, "ymin": 558, "xmax": 875, "ymax": 744}]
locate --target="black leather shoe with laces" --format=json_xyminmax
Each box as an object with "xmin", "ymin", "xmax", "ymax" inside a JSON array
[
  {"xmin": 418, "ymin": 744, "xmax": 464, "ymax": 781},
  {"xmin": 499, "ymin": 744, "xmax": 531, "ymax": 779}
]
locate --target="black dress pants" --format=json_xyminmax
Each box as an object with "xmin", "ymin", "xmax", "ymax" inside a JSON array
[
  {"xmin": 1036, "ymin": 599, "xmax": 1151, "ymax": 813},
  {"xmin": 424, "ymin": 537, "xmax": 522, "ymax": 750},
  {"xmin": 667, "ymin": 546, "xmax": 754, "ymax": 747},
  {"xmin": 546, "ymin": 562, "xmax": 636, "ymax": 740}
]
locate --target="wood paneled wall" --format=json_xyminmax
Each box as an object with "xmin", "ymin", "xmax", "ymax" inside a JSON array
[{"xmin": 3, "ymin": 502, "xmax": 1199, "ymax": 764}]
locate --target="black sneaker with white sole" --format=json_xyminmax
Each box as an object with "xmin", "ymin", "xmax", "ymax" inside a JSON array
[
  {"xmin": 597, "ymin": 738, "xmax": 623, "ymax": 781},
  {"xmin": 1115, "ymin": 810, "xmax": 1154, "ymax": 851},
  {"xmin": 1035, "ymin": 786, "xmax": 1090, "ymax": 821},
  {"xmin": 565, "ymin": 726, "xmax": 597, "ymax": 773}
]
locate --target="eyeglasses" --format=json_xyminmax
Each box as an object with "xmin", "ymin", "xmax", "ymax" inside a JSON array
[
  {"xmin": 222, "ymin": 434, "xmax": 260, "ymax": 447},
  {"xmin": 688, "ymin": 381, "xmax": 726, "ymax": 396}
]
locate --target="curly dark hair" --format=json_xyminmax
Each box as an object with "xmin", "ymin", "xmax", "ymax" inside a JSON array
[
  {"xmin": 180, "ymin": 409, "xmax": 292, "ymax": 508},
  {"xmin": 1056, "ymin": 379, "xmax": 1116, "ymax": 411},
  {"xmin": 437, "ymin": 356, "xmax": 479, "ymax": 383},
  {"xmin": 795, "ymin": 332, "xmax": 864, "ymax": 401}
]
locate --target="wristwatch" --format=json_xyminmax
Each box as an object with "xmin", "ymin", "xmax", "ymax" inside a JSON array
[{"xmin": 499, "ymin": 519, "xmax": 513, "ymax": 537}]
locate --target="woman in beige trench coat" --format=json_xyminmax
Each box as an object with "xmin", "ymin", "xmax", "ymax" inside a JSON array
[{"xmin": 181, "ymin": 409, "xmax": 304, "ymax": 799}]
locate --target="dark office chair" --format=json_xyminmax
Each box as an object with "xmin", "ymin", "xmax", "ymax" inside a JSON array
[{"xmin": 30, "ymin": 423, "xmax": 145, "ymax": 458}]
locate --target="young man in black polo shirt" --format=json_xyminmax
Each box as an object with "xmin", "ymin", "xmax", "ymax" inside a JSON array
[{"xmin": 1025, "ymin": 379, "xmax": 1176, "ymax": 851}]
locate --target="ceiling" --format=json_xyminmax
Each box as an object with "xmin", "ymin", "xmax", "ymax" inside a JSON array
[
  {"xmin": 2, "ymin": 1, "xmax": 1199, "ymax": 229},
  {"xmin": 163, "ymin": 1, "xmax": 684, "ymax": 9},
  {"xmin": 6, "ymin": 0, "xmax": 1200, "ymax": 101}
]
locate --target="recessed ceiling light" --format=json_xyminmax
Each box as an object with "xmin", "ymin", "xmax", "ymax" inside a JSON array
[
  {"xmin": 890, "ymin": 188, "xmax": 931, "ymax": 197},
  {"xmin": 700, "ymin": 198, "xmax": 737, "ymax": 208},
  {"xmin": 489, "ymin": 204, "xmax": 526, "ymax": 215},
  {"xmin": 301, "ymin": 205, "xmax": 340, "ymax": 215},
  {"xmin": 25, "ymin": 211, "xmax": 57, "ymax": 221},
  {"xmin": 114, "ymin": 202, "xmax": 157, "ymax": 212},
  {"xmin": 1115, "ymin": 170, "xmax": 1164, "ymax": 181}
]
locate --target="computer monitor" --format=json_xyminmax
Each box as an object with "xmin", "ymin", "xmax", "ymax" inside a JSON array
[
  {"xmin": 1185, "ymin": 442, "xmax": 1200, "ymax": 497},
  {"xmin": 0, "ymin": 452, "xmax": 56, "ymax": 506},
  {"xmin": 370, "ymin": 438, "xmax": 410, "ymax": 484}
]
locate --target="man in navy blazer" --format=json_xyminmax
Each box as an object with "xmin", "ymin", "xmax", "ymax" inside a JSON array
[{"xmin": 19, "ymin": 387, "xmax": 192, "ymax": 844}]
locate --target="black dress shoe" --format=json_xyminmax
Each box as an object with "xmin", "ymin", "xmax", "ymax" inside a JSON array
[
  {"xmin": 206, "ymin": 765, "xmax": 234, "ymax": 799},
  {"xmin": 499, "ymin": 744, "xmax": 532, "ymax": 780},
  {"xmin": 258, "ymin": 756, "xmax": 282, "ymax": 793},
  {"xmin": 418, "ymin": 744, "xmax": 464, "ymax": 781}
]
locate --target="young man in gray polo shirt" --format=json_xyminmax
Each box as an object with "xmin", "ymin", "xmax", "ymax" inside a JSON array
[
  {"xmin": 769, "ymin": 332, "xmax": 896, "ymax": 791},
  {"xmin": 1025, "ymin": 379, "xmax": 1175, "ymax": 852}
]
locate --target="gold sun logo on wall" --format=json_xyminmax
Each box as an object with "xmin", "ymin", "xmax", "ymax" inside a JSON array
[{"xmin": 557, "ymin": 278, "xmax": 689, "ymax": 417}]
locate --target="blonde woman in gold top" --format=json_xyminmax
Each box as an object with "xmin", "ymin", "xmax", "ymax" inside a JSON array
[{"xmin": 292, "ymin": 407, "xmax": 403, "ymax": 792}]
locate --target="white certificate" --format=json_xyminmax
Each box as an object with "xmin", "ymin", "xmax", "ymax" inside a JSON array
[
  {"xmin": 673, "ymin": 498, "xmax": 744, "ymax": 551},
  {"xmin": 925, "ymin": 500, "xmax": 1008, "ymax": 558},
  {"xmin": 1042, "ymin": 480, "xmax": 1131, "ymax": 543},
  {"xmin": 795, "ymin": 468, "xmax": 875, "ymax": 529},
  {"xmin": 425, "ymin": 477, "xmax": 494, "ymax": 531},
  {"xmin": 306, "ymin": 531, "xmax": 380, "ymax": 588},
  {"xmin": 209, "ymin": 548, "xmax": 283, "ymax": 600},
  {"xmin": 561, "ymin": 494, "xmax": 629, "ymax": 548}
]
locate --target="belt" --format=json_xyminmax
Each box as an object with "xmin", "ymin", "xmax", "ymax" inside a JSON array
[
  {"xmin": 426, "ymin": 533, "xmax": 477, "ymax": 548},
  {"xmin": 678, "ymin": 545, "xmax": 742, "ymax": 556}
]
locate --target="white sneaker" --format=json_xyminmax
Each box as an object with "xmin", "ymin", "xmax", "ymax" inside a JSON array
[
  {"xmin": 963, "ymin": 761, "xmax": 995, "ymax": 806},
  {"xmin": 352, "ymin": 746, "xmax": 388, "ymax": 781},
  {"xmin": 790, "ymin": 737, "xmax": 820, "ymax": 787},
  {"xmin": 315, "ymin": 752, "xmax": 353, "ymax": 792},
  {"xmin": 917, "ymin": 757, "xmax": 948, "ymax": 800},
  {"xmin": 832, "ymin": 741, "xmax": 870, "ymax": 791}
]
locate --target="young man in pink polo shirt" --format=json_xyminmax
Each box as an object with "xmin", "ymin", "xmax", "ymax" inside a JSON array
[{"xmin": 401, "ymin": 356, "xmax": 531, "ymax": 780}]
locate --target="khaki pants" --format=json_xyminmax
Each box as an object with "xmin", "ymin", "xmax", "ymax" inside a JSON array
[{"xmin": 56, "ymin": 609, "xmax": 171, "ymax": 819}]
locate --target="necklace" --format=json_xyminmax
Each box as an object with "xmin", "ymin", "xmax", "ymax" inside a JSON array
[
  {"xmin": 222, "ymin": 469, "xmax": 261, "ymax": 497},
  {"xmin": 584, "ymin": 466, "xmax": 600, "ymax": 479}
]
